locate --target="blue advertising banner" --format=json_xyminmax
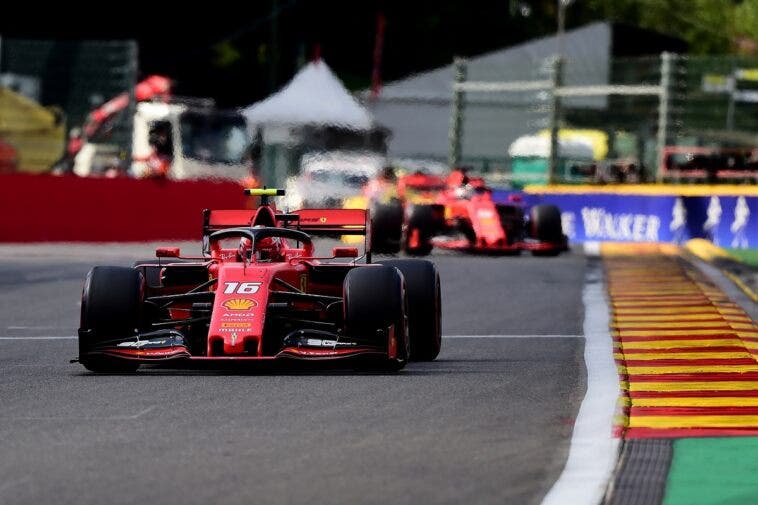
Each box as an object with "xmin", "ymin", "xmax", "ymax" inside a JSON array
[{"xmin": 492, "ymin": 190, "xmax": 757, "ymax": 249}]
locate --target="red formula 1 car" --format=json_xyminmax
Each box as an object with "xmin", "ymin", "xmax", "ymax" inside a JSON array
[
  {"xmin": 370, "ymin": 171, "xmax": 568, "ymax": 256},
  {"xmin": 75, "ymin": 189, "xmax": 441, "ymax": 373}
]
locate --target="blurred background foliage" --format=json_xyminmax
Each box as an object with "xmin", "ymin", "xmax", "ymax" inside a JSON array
[{"xmin": 2, "ymin": 0, "xmax": 758, "ymax": 106}]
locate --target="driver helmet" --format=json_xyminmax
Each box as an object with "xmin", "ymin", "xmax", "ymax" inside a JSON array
[{"xmin": 242, "ymin": 226, "xmax": 285, "ymax": 262}]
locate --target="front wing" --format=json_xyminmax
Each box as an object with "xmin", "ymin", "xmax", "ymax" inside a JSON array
[
  {"xmin": 431, "ymin": 236, "xmax": 568, "ymax": 254},
  {"xmin": 77, "ymin": 328, "xmax": 399, "ymax": 365}
]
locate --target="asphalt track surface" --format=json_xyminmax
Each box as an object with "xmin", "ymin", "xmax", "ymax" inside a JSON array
[{"xmin": 0, "ymin": 244, "xmax": 586, "ymax": 505}]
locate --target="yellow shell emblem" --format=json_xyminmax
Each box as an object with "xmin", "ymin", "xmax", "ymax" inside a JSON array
[{"xmin": 222, "ymin": 298, "xmax": 257, "ymax": 310}]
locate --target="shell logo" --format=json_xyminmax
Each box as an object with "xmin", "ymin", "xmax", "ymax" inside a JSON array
[
  {"xmin": 319, "ymin": 217, "xmax": 328, "ymax": 223},
  {"xmin": 222, "ymin": 298, "xmax": 257, "ymax": 310}
]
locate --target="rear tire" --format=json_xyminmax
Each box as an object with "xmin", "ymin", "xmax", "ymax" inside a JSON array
[
  {"xmin": 79, "ymin": 266, "xmax": 144, "ymax": 373},
  {"xmin": 378, "ymin": 260, "xmax": 441, "ymax": 361},
  {"xmin": 404, "ymin": 205, "xmax": 436, "ymax": 256},
  {"xmin": 370, "ymin": 201, "xmax": 404, "ymax": 254},
  {"xmin": 343, "ymin": 266, "xmax": 409, "ymax": 368}
]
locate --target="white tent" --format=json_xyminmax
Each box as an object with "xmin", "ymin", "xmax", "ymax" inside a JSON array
[{"xmin": 243, "ymin": 60, "xmax": 374, "ymax": 131}]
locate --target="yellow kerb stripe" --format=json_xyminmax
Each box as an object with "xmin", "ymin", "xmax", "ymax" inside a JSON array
[
  {"xmin": 609, "ymin": 289, "xmax": 704, "ymax": 294},
  {"xmin": 630, "ymin": 416, "xmax": 758, "ymax": 429},
  {"xmin": 731, "ymin": 323, "xmax": 758, "ymax": 330},
  {"xmin": 623, "ymin": 365, "xmax": 758, "ymax": 374},
  {"xmin": 615, "ymin": 352, "xmax": 751, "ymax": 360},
  {"xmin": 632, "ymin": 397, "xmax": 758, "ymax": 407},
  {"xmin": 615, "ymin": 307, "xmax": 721, "ymax": 315},
  {"xmin": 609, "ymin": 285, "xmax": 692, "ymax": 289},
  {"xmin": 614, "ymin": 314, "xmax": 749, "ymax": 322},
  {"xmin": 613, "ymin": 329, "xmax": 740, "ymax": 337},
  {"xmin": 613, "ymin": 321, "xmax": 734, "ymax": 329},
  {"xmin": 613, "ymin": 303, "xmax": 714, "ymax": 308},
  {"xmin": 619, "ymin": 339, "xmax": 744, "ymax": 349},
  {"xmin": 614, "ymin": 309, "xmax": 714, "ymax": 314},
  {"xmin": 608, "ymin": 280, "xmax": 691, "ymax": 284},
  {"xmin": 628, "ymin": 381, "xmax": 758, "ymax": 392}
]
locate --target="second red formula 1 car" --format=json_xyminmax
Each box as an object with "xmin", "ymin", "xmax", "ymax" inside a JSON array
[
  {"xmin": 75, "ymin": 189, "xmax": 441, "ymax": 373},
  {"xmin": 370, "ymin": 170, "xmax": 568, "ymax": 256}
]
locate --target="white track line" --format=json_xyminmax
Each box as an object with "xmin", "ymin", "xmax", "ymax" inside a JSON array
[
  {"xmin": 0, "ymin": 336, "xmax": 75, "ymax": 340},
  {"xmin": 7, "ymin": 326, "xmax": 69, "ymax": 330},
  {"xmin": 584, "ymin": 241, "xmax": 601, "ymax": 256},
  {"xmin": 1, "ymin": 406, "xmax": 156, "ymax": 421},
  {"xmin": 540, "ymin": 262, "xmax": 620, "ymax": 505},
  {"xmin": 443, "ymin": 334, "xmax": 582, "ymax": 339}
]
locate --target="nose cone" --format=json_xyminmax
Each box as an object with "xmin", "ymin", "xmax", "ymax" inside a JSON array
[{"xmin": 208, "ymin": 264, "xmax": 269, "ymax": 356}]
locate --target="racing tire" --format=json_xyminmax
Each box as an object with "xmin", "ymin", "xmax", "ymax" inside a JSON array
[
  {"xmin": 378, "ymin": 260, "xmax": 441, "ymax": 361},
  {"xmin": 343, "ymin": 266, "xmax": 409, "ymax": 369},
  {"xmin": 404, "ymin": 205, "xmax": 436, "ymax": 256},
  {"xmin": 529, "ymin": 204, "xmax": 563, "ymax": 257},
  {"xmin": 529, "ymin": 204, "xmax": 562, "ymax": 241},
  {"xmin": 79, "ymin": 266, "xmax": 144, "ymax": 373},
  {"xmin": 371, "ymin": 201, "xmax": 404, "ymax": 254}
]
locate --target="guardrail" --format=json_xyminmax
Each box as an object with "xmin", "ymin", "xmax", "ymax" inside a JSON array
[{"xmin": 660, "ymin": 145, "xmax": 758, "ymax": 182}]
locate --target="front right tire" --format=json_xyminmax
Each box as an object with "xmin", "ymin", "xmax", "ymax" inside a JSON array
[
  {"xmin": 78, "ymin": 266, "xmax": 144, "ymax": 373},
  {"xmin": 529, "ymin": 204, "xmax": 564, "ymax": 256},
  {"xmin": 529, "ymin": 204, "xmax": 563, "ymax": 242}
]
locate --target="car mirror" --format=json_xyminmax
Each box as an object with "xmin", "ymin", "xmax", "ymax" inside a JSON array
[
  {"xmin": 156, "ymin": 247, "xmax": 180, "ymax": 258},
  {"xmin": 332, "ymin": 247, "xmax": 359, "ymax": 258}
]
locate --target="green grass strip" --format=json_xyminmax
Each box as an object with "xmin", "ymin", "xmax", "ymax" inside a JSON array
[
  {"xmin": 726, "ymin": 248, "xmax": 758, "ymax": 269},
  {"xmin": 663, "ymin": 437, "xmax": 758, "ymax": 505}
]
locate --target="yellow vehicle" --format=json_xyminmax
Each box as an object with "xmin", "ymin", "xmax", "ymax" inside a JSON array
[{"xmin": 0, "ymin": 87, "xmax": 65, "ymax": 173}]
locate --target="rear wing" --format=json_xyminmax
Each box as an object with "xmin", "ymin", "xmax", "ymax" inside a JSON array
[
  {"xmin": 202, "ymin": 207, "xmax": 373, "ymax": 259},
  {"xmin": 290, "ymin": 209, "xmax": 369, "ymax": 236},
  {"xmin": 202, "ymin": 208, "xmax": 369, "ymax": 235},
  {"xmin": 291, "ymin": 209, "xmax": 372, "ymax": 261}
]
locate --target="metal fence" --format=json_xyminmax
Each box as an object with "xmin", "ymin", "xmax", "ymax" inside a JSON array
[
  {"xmin": 0, "ymin": 38, "xmax": 137, "ymax": 173},
  {"xmin": 447, "ymin": 53, "xmax": 758, "ymax": 185}
]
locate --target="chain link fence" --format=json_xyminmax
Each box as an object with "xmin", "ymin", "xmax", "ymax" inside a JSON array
[
  {"xmin": 0, "ymin": 39, "xmax": 137, "ymax": 173},
  {"xmin": 447, "ymin": 53, "xmax": 758, "ymax": 185}
]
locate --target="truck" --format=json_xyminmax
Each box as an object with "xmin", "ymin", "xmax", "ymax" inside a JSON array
[{"xmin": 69, "ymin": 75, "xmax": 253, "ymax": 180}]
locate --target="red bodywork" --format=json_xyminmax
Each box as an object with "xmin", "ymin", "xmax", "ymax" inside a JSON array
[
  {"xmin": 428, "ymin": 188, "xmax": 567, "ymax": 254},
  {"xmin": 80, "ymin": 205, "xmax": 404, "ymax": 366},
  {"xmin": 368, "ymin": 170, "xmax": 567, "ymax": 255}
]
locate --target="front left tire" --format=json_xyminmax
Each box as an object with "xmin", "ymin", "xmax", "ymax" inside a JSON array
[
  {"xmin": 343, "ymin": 265, "xmax": 409, "ymax": 369},
  {"xmin": 378, "ymin": 260, "xmax": 441, "ymax": 361}
]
